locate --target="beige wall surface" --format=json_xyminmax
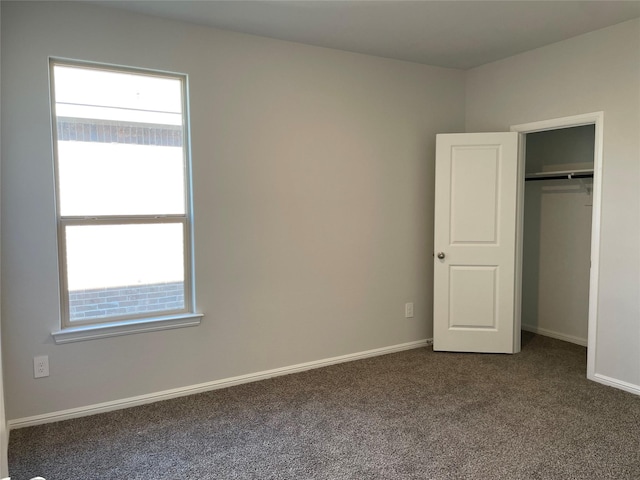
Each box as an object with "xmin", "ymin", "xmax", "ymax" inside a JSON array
[
  {"xmin": 0, "ymin": 2, "xmax": 465, "ymax": 420},
  {"xmin": 466, "ymin": 19, "xmax": 640, "ymax": 386}
]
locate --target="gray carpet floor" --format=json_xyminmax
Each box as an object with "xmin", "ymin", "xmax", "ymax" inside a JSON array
[{"xmin": 8, "ymin": 333, "xmax": 640, "ymax": 479}]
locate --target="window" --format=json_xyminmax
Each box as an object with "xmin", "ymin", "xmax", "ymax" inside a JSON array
[{"xmin": 50, "ymin": 59, "xmax": 199, "ymax": 339}]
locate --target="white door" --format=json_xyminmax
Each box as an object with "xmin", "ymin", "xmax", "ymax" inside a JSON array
[{"xmin": 433, "ymin": 132, "xmax": 520, "ymax": 353}]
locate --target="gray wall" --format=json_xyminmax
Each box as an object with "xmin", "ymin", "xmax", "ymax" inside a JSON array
[
  {"xmin": 466, "ymin": 18, "xmax": 640, "ymax": 386},
  {"xmin": 522, "ymin": 181, "xmax": 593, "ymax": 344},
  {"xmin": 1, "ymin": 2, "xmax": 465, "ymax": 420},
  {"xmin": 0, "ymin": 21, "xmax": 6, "ymax": 468},
  {"xmin": 525, "ymin": 126, "xmax": 595, "ymax": 174},
  {"xmin": 0, "ymin": 4, "xmax": 9, "ymax": 472}
]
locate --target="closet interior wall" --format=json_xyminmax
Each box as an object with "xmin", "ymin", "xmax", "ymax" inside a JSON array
[{"xmin": 521, "ymin": 125, "xmax": 595, "ymax": 346}]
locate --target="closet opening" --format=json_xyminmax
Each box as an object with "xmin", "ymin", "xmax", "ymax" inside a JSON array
[{"xmin": 512, "ymin": 113, "xmax": 603, "ymax": 378}]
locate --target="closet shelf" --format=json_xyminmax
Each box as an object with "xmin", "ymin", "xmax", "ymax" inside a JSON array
[{"xmin": 524, "ymin": 169, "xmax": 594, "ymax": 182}]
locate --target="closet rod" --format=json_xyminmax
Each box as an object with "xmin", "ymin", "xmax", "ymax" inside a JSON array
[{"xmin": 525, "ymin": 172, "xmax": 594, "ymax": 182}]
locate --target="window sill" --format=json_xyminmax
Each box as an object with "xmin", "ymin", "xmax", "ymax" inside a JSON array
[{"xmin": 51, "ymin": 313, "xmax": 203, "ymax": 344}]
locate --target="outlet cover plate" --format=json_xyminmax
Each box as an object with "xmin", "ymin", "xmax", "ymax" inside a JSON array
[
  {"xmin": 34, "ymin": 355, "xmax": 49, "ymax": 378},
  {"xmin": 405, "ymin": 302, "xmax": 414, "ymax": 318}
]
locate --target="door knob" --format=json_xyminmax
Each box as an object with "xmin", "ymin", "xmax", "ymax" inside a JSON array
[{"xmin": 437, "ymin": 252, "xmax": 446, "ymax": 259}]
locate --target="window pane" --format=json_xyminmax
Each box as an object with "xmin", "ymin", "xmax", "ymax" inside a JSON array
[
  {"xmin": 53, "ymin": 66, "xmax": 182, "ymax": 122},
  {"xmin": 57, "ymin": 142, "xmax": 185, "ymax": 216},
  {"xmin": 65, "ymin": 223, "xmax": 185, "ymax": 322},
  {"xmin": 53, "ymin": 65, "xmax": 186, "ymax": 216}
]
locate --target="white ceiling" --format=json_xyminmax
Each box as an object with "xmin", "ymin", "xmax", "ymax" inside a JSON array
[{"xmin": 94, "ymin": 1, "xmax": 640, "ymax": 69}]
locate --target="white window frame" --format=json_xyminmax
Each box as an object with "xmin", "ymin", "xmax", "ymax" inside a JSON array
[{"xmin": 49, "ymin": 58, "xmax": 201, "ymax": 344}]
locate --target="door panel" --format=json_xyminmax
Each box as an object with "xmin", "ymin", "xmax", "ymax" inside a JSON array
[
  {"xmin": 434, "ymin": 132, "xmax": 520, "ymax": 353},
  {"xmin": 449, "ymin": 266, "xmax": 497, "ymax": 329},
  {"xmin": 450, "ymin": 146, "xmax": 500, "ymax": 244}
]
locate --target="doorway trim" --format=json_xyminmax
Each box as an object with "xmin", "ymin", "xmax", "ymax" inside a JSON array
[{"xmin": 510, "ymin": 112, "xmax": 604, "ymax": 382}]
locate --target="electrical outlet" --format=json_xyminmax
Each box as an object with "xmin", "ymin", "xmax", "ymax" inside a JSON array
[
  {"xmin": 34, "ymin": 355, "xmax": 49, "ymax": 378},
  {"xmin": 405, "ymin": 302, "xmax": 414, "ymax": 318}
]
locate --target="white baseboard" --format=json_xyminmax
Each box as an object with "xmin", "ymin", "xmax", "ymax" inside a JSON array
[
  {"xmin": 8, "ymin": 339, "xmax": 431, "ymax": 430},
  {"xmin": 591, "ymin": 373, "xmax": 640, "ymax": 396},
  {"xmin": 521, "ymin": 324, "xmax": 587, "ymax": 347}
]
